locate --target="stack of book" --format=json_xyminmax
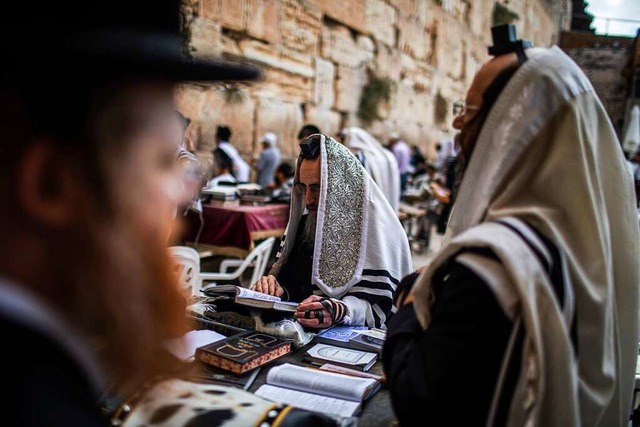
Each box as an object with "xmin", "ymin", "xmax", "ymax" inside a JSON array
[
  {"xmin": 201, "ymin": 185, "xmax": 238, "ymax": 202},
  {"xmin": 312, "ymin": 325, "xmax": 385, "ymax": 354}
]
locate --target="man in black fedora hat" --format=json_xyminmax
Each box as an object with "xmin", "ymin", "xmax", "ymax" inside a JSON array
[{"xmin": 0, "ymin": 1, "xmax": 260, "ymax": 425}]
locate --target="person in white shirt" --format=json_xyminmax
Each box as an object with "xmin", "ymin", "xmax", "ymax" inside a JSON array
[
  {"xmin": 207, "ymin": 148, "xmax": 237, "ymax": 187},
  {"xmin": 216, "ymin": 125, "xmax": 250, "ymax": 182}
]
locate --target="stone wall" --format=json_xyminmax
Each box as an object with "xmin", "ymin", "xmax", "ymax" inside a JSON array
[
  {"xmin": 177, "ymin": 0, "xmax": 567, "ymax": 173},
  {"xmin": 560, "ymin": 31, "xmax": 635, "ymax": 136}
]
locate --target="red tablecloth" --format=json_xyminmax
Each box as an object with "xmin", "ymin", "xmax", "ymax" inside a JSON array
[{"xmin": 185, "ymin": 203, "xmax": 289, "ymax": 255}]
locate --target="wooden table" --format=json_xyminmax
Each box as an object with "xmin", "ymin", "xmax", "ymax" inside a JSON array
[{"xmin": 184, "ymin": 202, "xmax": 289, "ymax": 258}]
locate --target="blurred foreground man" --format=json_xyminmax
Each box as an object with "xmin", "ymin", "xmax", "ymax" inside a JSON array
[
  {"xmin": 383, "ymin": 27, "xmax": 640, "ymax": 426},
  {"xmin": 0, "ymin": 1, "xmax": 259, "ymax": 425}
]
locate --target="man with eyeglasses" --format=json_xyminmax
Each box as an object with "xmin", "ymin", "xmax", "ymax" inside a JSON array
[
  {"xmin": 382, "ymin": 25, "xmax": 639, "ymax": 426},
  {"xmin": 251, "ymin": 134, "xmax": 412, "ymax": 329}
]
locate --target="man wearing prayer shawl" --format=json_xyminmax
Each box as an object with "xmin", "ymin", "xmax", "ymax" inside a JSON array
[
  {"xmin": 339, "ymin": 127, "xmax": 401, "ymax": 214},
  {"xmin": 251, "ymin": 134, "xmax": 412, "ymax": 329},
  {"xmin": 382, "ymin": 35, "xmax": 640, "ymax": 426}
]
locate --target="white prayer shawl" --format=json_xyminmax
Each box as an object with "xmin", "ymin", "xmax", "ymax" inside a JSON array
[
  {"xmin": 271, "ymin": 135, "xmax": 412, "ymax": 328},
  {"xmin": 342, "ymin": 127, "xmax": 401, "ymax": 214},
  {"xmin": 413, "ymin": 47, "xmax": 640, "ymax": 426},
  {"xmin": 217, "ymin": 141, "xmax": 250, "ymax": 182}
]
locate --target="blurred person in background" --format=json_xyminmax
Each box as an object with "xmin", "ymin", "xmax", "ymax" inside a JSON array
[
  {"xmin": 253, "ymin": 131, "xmax": 280, "ymax": 188},
  {"xmin": 215, "ymin": 125, "xmax": 250, "ymax": 183},
  {"xmin": 339, "ymin": 126, "xmax": 401, "ymax": 214},
  {"xmin": 388, "ymin": 132, "xmax": 412, "ymax": 193},
  {"xmin": 297, "ymin": 124, "xmax": 321, "ymax": 142}
]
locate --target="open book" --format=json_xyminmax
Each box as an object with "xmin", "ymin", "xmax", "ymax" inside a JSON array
[
  {"xmin": 202, "ymin": 285, "xmax": 298, "ymax": 313},
  {"xmin": 254, "ymin": 363, "xmax": 381, "ymax": 417}
]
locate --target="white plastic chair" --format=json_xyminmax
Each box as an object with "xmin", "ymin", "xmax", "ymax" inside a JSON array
[
  {"xmin": 200, "ymin": 236, "xmax": 276, "ymax": 292},
  {"xmin": 168, "ymin": 245, "xmax": 202, "ymax": 296}
]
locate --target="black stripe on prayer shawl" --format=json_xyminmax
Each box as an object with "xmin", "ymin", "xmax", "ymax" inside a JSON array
[
  {"xmin": 311, "ymin": 279, "xmax": 395, "ymax": 328},
  {"xmin": 362, "ymin": 269, "xmax": 401, "ymax": 286}
]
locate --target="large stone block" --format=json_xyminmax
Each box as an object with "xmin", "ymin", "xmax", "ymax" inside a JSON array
[
  {"xmin": 255, "ymin": 98, "xmax": 304, "ymax": 158},
  {"xmin": 335, "ymin": 65, "xmax": 369, "ymax": 113},
  {"xmin": 451, "ymin": 0, "xmax": 470, "ymax": 22},
  {"xmin": 239, "ymin": 40, "xmax": 314, "ymax": 78},
  {"xmin": 304, "ymin": 105, "xmax": 342, "ymax": 137},
  {"xmin": 321, "ymin": 24, "xmax": 360, "ymax": 67},
  {"xmin": 219, "ymin": 33, "xmax": 243, "ymax": 57},
  {"xmin": 390, "ymin": 84, "xmax": 431, "ymax": 125},
  {"xmin": 218, "ymin": 0, "xmax": 246, "ymax": 31},
  {"xmin": 317, "ymin": 0, "xmax": 367, "ymax": 33},
  {"xmin": 189, "ymin": 18, "xmax": 222, "ymax": 60},
  {"xmin": 200, "ymin": 0, "xmax": 218, "ymax": 20},
  {"xmin": 280, "ymin": 0, "xmax": 321, "ymax": 52},
  {"xmin": 434, "ymin": 14, "xmax": 465, "ymax": 79},
  {"xmin": 251, "ymin": 66, "xmax": 312, "ymax": 103},
  {"xmin": 314, "ymin": 58, "xmax": 335, "ymax": 109},
  {"xmin": 398, "ymin": 14, "xmax": 430, "ymax": 62},
  {"xmin": 377, "ymin": 44, "xmax": 402, "ymax": 81},
  {"xmin": 399, "ymin": 53, "xmax": 434, "ymax": 94},
  {"xmin": 246, "ymin": 0, "xmax": 280, "ymax": 44},
  {"xmin": 467, "ymin": 0, "xmax": 493, "ymax": 40},
  {"xmin": 175, "ymin": 84, "xmax": 208, "ymax": 150},
  {"xmin": 365, "ymin": 0, "xmax": 397, "ymax": 47},
  {"xmin": 357, "ymin": 35, "xmax": 376, "ymax": 65}
]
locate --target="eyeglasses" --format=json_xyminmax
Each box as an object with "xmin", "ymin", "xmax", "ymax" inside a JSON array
[
  {"xmin": 452, "ymin": 100, "xmax": 480, "ymax": 118},
  {"xmin": 294, "ymin": 182, "xmax": 321, "ymax": 195}
]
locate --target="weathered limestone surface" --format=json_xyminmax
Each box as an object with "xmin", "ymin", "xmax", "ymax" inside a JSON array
[
  {"xmin": 564, "ymin": 47, "xmax": 631, "ymax": 135},
  {"xmin": 255, "ymin": 98, "xmax": 304, "ymax": 158},
  {"xmin": 180, "ymin": 0, "xmax": 568, "ymax": 169}
]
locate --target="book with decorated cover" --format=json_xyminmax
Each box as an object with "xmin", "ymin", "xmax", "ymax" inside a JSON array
[
  {"xmin": 303, "ymin": 343, "xmax": 378, "ymax": 372},
  {"xmin": 195, "ymin": 330, "xmax": 291, "ymax": 374}
]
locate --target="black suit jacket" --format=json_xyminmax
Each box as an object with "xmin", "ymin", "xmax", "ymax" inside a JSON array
[{"xmin": 2, "ymin": 315, "xmax": 107, "ymax": 426}]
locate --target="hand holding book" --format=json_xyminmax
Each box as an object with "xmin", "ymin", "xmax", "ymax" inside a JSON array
[{"xmin": 251, "ymin": 274, "xmax": 285, "ymax": 297}]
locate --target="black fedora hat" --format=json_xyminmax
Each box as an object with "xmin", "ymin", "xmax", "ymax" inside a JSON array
[{"xmin": 3, "ymin": 0, "xmax": 261, "ymax": 83}]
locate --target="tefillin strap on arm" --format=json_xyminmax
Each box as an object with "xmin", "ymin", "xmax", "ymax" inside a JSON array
[{"xmin": 488, "ymin": 24, "xmax": 532, "ymax": 65}]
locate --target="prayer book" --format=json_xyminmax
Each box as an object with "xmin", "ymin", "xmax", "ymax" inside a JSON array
[
  {"xmin": 303, "ymin": 343, "xmax": 378, "ymax": 372},
  {"xmin": 254, "ymin": 363, "xmax": 382, "ymax": 418},
  {"xmin": 312, "ymin": 325, "xmax": 368, "ymax": 348},
  {"xmin": 195, "ymin": 330, "xmax": 292, "ymax": 374},
  {"xmin": 347, "ymin": 329, "xmax": 386, "ymax": 354},
  {"xmin": 201, "ymin": 285, "xmax": 298, "ymax": 313}
]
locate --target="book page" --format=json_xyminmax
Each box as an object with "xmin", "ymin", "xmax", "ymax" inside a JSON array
[
  {"xmin": 236, "ymin": 287, "xmax": 281, "ymax": 302},
  {"xmin": 255, "ymin": 384, "xmax": 360, "ymax": 418},
  {"xmin": 266, "ymin": 363, "xmax": 375, "ymax": 401}
]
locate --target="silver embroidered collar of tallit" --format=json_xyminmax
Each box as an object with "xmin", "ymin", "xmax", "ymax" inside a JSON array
[{"xmin": 317, "ymin": 137, "xmax": 366, "ymax": 288}]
